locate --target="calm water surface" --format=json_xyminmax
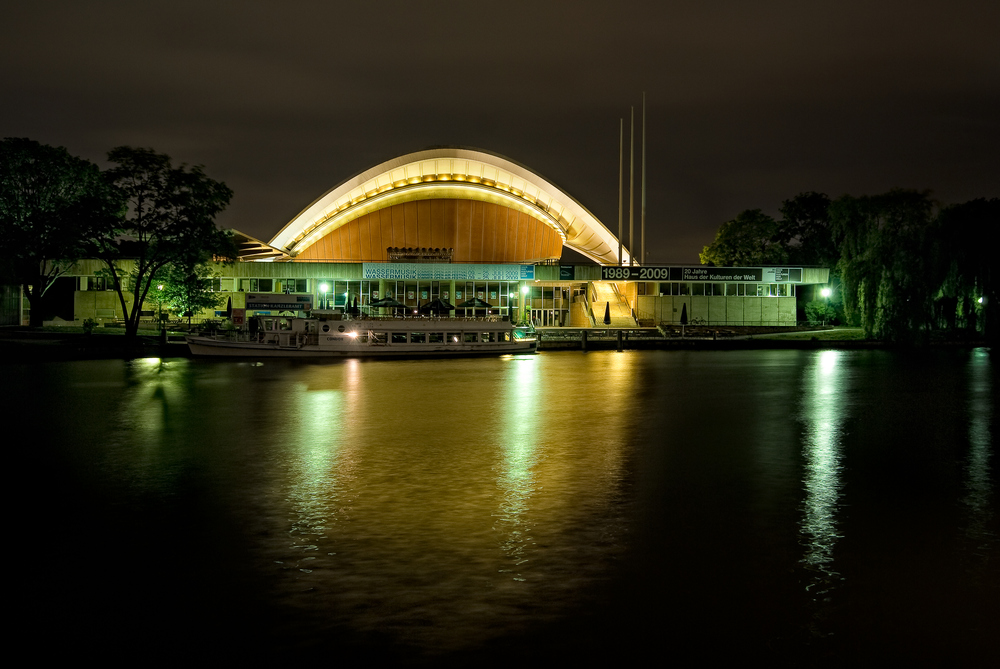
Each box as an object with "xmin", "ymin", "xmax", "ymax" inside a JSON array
[{"xmin": 12, "ymin": 349, "xmax": 997, "ymax": 665}]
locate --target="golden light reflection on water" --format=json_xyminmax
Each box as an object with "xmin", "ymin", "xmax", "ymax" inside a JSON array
[
  {"xmin": 798, "ymin": 350, "xmax": 847, "ymax": 612},
  {"xmin": 495, "ymin": 356, "xmax": 540, "ymax": 581},
  {"xmin": 255, "ymin": 353, "xmax": 635, "ymax": 650}
]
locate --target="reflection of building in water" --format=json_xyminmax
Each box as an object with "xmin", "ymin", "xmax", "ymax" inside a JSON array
[
  {"xmin": 799, "ymin": 350, "xmax": 848, "ymax": 622},
  {"xmin": 962, "ymin": 349, "xmax": 994, "ymax": 560},
  {"xmin": 30, "ymin": 147, "xmax": 828, "ymax": 329}
]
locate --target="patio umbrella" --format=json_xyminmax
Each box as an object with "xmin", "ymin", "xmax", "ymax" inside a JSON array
[
  {"xmin": 369, "ymin": 297, "xmax": 406, "ymax": 309},
  {"xmin": 456, "ymin": 297, "xmax": 493, "ymax": 315},
  {"xmin": 419, "ymin": 297, "xmax": 456, "ymax": 314},
  {"xmin": 456, "ymin": 297, "xmax": 492, "ymax": 309},
  {"xmin": 226, "ymin": 295, "xmax": 233, "ymax": 319},
  {"xmin": 603, "ymin": 301, "xmax": 611, "ymax": 325}
]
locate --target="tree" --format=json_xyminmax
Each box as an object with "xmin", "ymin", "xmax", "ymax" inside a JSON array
[
  {"xmin": 778, "ymin": 192, "xmax": 836, "ymax": 267},
  {"xmin": 89, "ymin": 147, "xmax": 234, "ymax": 339},
  {"xmin": 0, "ymin": 138, "xmax": 120, "ymax": 326},
  {"xmin": 159, "ymin": 260, "xmax": 224, "ymax": 328},
  {"xmin": 829, "ymin": 189, "xmax": 936, "ymax": 343},
  {"xmin": 931, "ymin": 198, "xmax": 999, "ymax": 340},
  {"xmin": 699, "ymin": 209, "xmax": 788, "ymax": 266}
]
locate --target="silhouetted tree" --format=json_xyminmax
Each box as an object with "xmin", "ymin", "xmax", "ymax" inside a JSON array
[
  {"xmin": 89, "ymin": 147, "xmax": 234, "ymax": 339},
  {"xmin": 931, "ymin": 198, "xmax": 999, "ymax": 340},
  {"xmin": 0, "ymin": 138, "xmax": 120, "ymax": 326},
  {"xmin": 778, "ymin": 192, "xmax": 836, "ymax": 267},
  {"xmin": 699, "ymin": 209, "xmax": 788, "ymax": 266}
]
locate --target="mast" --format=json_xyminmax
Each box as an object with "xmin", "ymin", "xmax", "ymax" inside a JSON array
[
  {"xmin": 618, "ymin": 118, "xmax": 623, "ymax": 266},
  {"xmin": 629, "ymin": 106, "xmax": 634, "ymax": 266},
  {"xmin": 641, "ymin": 92, "xmax": 646, "ymax": 266}
]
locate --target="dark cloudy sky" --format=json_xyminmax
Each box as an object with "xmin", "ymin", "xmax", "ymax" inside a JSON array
[{"xmin": 3, "ymin": 1, "xmax": 997, "ymax": 263}]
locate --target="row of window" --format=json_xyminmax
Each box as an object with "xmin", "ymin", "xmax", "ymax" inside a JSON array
[
  {"xmin": 76, "ymin": 276, "xmax": 794, "ymax": 299},
  {"xmin": 365, "ymin": 331, "xmax": 511, "ymax": 344},
  {"xmin": 652, "ymin": 282, "xmax": 795, "ymax": 297}
]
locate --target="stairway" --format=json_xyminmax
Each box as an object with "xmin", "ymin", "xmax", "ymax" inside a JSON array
[{"xmin": 590, "ymin": 282, "xmax": 637, "ymax": 327}]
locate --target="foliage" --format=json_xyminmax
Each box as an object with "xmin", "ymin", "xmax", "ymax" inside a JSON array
[
  {"xmin": 778, "ymin": 192, "xmax": 836, "ymax": 267},
  {"xmin": 0, "ymin": 137, "xmax": 121, "ymax": 326},
  {"xmin": 89, "ymin": 147, "xmax": 234, "ymax": 339},
  {"xmin": 929, "ymin": 198, "xmax": 998, "ymax": 337},
  {"xmin": 699, "ymin": 209, "xmax": 788, "ymax": 266},
  {"xmin": 804, "ymin": 300, "xmax": 837, "ymax": 325},
  {"xmin": 158, "ymin": 260, "xmax": 224, "ymax": 327},
  {"xmin": 700, "ymin": 188, "xmax": 993, "ymax": 343},
  {"xmin": 829, "ymin": 189, "xmax": 936, "ymax": 343}
]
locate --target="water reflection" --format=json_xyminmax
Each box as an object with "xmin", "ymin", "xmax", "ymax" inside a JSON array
[
  {"xmin": 495, "ymin": 356, "xmax": 540, "ymax": 581},
  {"xmin": 798, "ymin": 350, "xmax": 848, "ymax": 630},
  {"xmin": 962, "ymin": 348, "xmax": 994, "ymax": 570}
]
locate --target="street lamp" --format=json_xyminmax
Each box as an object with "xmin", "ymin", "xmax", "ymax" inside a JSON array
[
  {"xmin": 319, "ymin": 282, "xmax": 329, "ymax": 310},
  {"xmin": 820, "ymin": 287, "xmax": 832, "ymax": 325}
]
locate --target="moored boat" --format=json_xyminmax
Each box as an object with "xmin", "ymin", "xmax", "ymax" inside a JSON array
[{"xmin": 185, "ymin": 312, "xmax": 536, "ymax": 357}]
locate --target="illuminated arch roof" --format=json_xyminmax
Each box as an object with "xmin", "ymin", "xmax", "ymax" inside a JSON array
[{"xmin": 269, "ymin": 147, "xmax": 631, "ymax": 265}]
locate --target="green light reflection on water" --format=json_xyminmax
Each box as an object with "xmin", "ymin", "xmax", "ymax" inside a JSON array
[
  {"xmin": 962, "ymin": 348, "xmax": 994, "ymax": 561},
  {"xmin": 799, "ymin": 349, "xmax": 847, "ymax": 605}
]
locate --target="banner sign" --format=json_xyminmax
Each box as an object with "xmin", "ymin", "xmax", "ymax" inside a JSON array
[
  {"xmin": 246, "ymin": 293, "xmax": 313, "ymax": 310},
  {"xmin": 363, "ymin": 263, "xmax": 533, "ymax": 281},
  {"xmin": 600, "ymin": 266, "xmax": 802, "ymax": 283}
]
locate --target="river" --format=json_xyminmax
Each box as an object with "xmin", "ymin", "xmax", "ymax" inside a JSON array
[{"xmin": 9, "ymin": 348, "xmax": 996, "ymax": 665}]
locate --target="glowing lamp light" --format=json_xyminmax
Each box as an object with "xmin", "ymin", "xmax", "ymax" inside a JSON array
[
  {"xmin": 319, "ymin": 283, "xmax": 330, "ymax": 293},
  {"xmin": 821, "ymin": 288, "xmax": 832, "ymax": 298}
]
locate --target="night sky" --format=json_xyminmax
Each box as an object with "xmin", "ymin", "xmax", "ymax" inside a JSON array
[{"xmin": 3, "ymin": 1, "xmax": 997, "ymax": 263}]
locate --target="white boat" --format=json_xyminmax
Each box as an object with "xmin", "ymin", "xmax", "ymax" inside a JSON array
[{"xmin": 185, "ymin": 312, "xmax": 537, "ymax": 358}]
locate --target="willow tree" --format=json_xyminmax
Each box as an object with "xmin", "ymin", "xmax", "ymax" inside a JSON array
[
  {"xmin": 90, "ymin": 147, "xmax": 233, "ymax": 339},
  {"xmin": 829, "ymin": 189, "xmax": 936, "ymax": 343},
  {"xmin": 931, "ymin": 198, "xmax": 999, "ymax": 339}
]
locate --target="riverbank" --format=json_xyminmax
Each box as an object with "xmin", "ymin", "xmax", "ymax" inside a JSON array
[
  {"xmin": 1, "ymin": 325, "xmax": 990, "ymax": 360},
  {"xmin": 0, "ymin": 326, "xmax": 191, "ymax": 360}
]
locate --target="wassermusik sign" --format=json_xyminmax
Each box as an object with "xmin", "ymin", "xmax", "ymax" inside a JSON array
[
  {"xmin": 601, "ymin": 266, "xmax": 803, "ymax": 283},
  {"xmin": 363, "ymin": 263, "xmax": 534, "ymax": 281}
]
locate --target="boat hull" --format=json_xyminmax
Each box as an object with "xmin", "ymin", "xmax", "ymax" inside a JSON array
[{"xmin": 185, "ymin": 336, "xmax": 537, "ymax": 358}]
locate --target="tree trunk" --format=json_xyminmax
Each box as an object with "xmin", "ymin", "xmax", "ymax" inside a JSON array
[{"xmin": 24, "ymin": 283, "xmax": 46, "ymax": 328}]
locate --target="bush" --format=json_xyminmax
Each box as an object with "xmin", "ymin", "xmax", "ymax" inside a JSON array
[{"xmin": 805, "ymin": 300, "xmax": 837, "ymax": 325}]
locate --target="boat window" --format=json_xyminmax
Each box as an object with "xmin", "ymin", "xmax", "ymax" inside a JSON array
[
  {"xmin": 447, "ymin": 333, "xmax": 460, "ymax": 343},
  {"xmin": 410, "ymin": 332, "xmax": 427, "ymax": 344},
  {"xmin": 429, "ymin": 332, "xmax": 444, "ymax": 343},
  {"xmin": 356, "ymin": 334, "xmax": 368, "ymax": 343},
  {"xmin": 391, "ymin": 332, "xmax": 407, "ymax": 343},
  {"xmin": 371, "ymin": 332, "xmax": 387, "ymax": 344},
  {"xmin": 482, "ymin": 332, "xmax": 496, "ymax": 342},
  {"xmin": 463, "ymin": 332, "xmax": 478, "ymax": 343}
]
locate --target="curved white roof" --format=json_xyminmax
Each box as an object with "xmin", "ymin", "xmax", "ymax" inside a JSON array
[{"xmin": 269, "ymin": 147, "xmax": 631, "ymax": 266}]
